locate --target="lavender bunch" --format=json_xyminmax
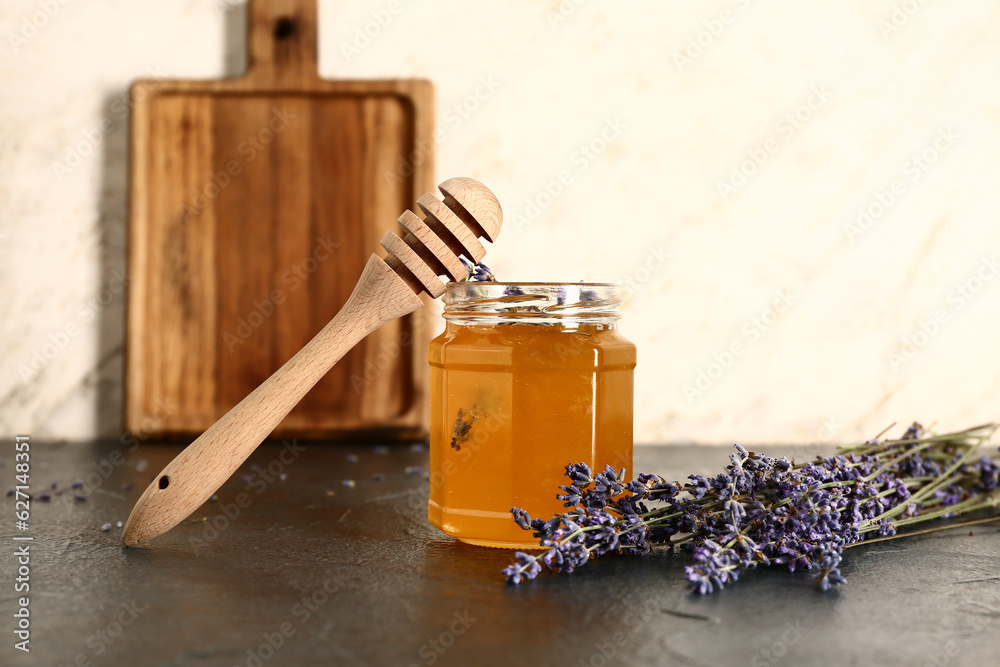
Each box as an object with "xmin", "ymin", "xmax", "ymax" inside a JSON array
[{"xmin": 503, "ymin": 422, "xmax": 1000, "ymax": 593}]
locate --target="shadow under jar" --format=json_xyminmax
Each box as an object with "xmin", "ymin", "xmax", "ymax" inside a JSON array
[{"xmin": 428, "ymin": 282, "xmax": 637, "ymax": 548}]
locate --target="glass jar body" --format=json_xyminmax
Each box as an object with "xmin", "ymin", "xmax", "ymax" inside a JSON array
[{"xmin": 427, "ymin": 283, "xmax": 636, "ymax": 548}]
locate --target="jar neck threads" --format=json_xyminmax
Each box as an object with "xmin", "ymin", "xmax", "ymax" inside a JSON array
[{"xmin": 443, "ymin": 283, "xmax": 623, "ymax": 327}]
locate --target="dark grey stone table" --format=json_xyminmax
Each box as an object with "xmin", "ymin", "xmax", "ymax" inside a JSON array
[{"xmin": 2, "ymin": 440, "xmax": 998, "ymax": 667}]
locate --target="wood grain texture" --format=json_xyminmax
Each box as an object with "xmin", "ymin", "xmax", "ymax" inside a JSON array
[
  {"xmin": 122, "ymin": 254, "xmax": 425, "ymax": 545},
  {"xmin": 122, "ymin": 176, "xmax": 503, "ymax": 545},
  {"xmin": 125, "ymin": 0, "xmax": 434, "ymax": 440}
]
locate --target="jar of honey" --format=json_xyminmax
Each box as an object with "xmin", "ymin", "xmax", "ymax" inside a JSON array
[{"xmin": 427, "ymin": 282, "xmax": 637, "ymax": 548}]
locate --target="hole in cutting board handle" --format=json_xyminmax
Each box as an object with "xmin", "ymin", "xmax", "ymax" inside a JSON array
[
  {"xmin": 158, "ymin": 476, "xmax": 170, "ymax": 490},
  {"xmin": 273, "ymin": 17, "xmax": 297, "ymax": 40}
]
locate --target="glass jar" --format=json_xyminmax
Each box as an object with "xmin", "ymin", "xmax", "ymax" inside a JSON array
[{"xmin": 427, "ymin": 282, "xmax": 637, "ymax": 548}]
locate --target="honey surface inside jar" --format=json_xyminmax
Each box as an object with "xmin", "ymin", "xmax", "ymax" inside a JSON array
[{"xmin": 428, "ymin": 321, "xmax": 636, "ymax": 548}]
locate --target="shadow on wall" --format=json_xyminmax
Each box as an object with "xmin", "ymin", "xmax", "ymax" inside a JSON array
[{"xmin": 94, "ymin": 5, "xmax": 249, "ymax": 437}]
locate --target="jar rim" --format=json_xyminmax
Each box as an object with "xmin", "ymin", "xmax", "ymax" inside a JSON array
[
  {"xmin": 446, "ymin": 281, "xmax": 620, "ymax": 287},
  {"xmin": 443, "ymin": 282, "xmax": 623, "ymax": 324}
]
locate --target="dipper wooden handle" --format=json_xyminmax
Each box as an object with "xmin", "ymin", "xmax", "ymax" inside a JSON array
[{"xmin": 122, "ymin": 177, "xmax": 502, "ymax": 546}]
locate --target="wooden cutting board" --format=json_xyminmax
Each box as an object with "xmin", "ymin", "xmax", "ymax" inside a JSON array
[{"xmin": 125, "ymin": 0, "xmax": 434, "ymax": 440}]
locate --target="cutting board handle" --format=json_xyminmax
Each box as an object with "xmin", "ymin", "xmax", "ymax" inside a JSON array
[{"xmin": 246, "ymin": 0, "xmax": 319, "ymax": 87}]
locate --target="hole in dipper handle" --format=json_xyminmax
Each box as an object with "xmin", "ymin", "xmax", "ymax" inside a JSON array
[{"xmin": 158, "ymin": 476, "xmax": 170, "ymax": 490}]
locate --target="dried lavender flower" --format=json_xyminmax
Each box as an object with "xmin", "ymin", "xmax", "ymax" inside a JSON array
[
  {"xmin": 460, "ymin": 257, "xmax": 495, "ymax": 282},
  {"xmin": 503, "ymin": 422, "xmax": 1000, "ymax": 594}
]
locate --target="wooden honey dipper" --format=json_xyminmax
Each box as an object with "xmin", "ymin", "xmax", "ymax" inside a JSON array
[{"xmin": 121, "ymin": 177, "xmax": 502, "ymax": 546}]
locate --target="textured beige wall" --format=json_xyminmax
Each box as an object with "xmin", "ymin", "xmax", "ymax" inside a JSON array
[{"xmin": 2, "ymin": 0, "xmax": 999, "ymax": 444}]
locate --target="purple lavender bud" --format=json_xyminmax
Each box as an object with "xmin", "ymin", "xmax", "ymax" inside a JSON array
[{"xmin": 511, "ymin": 507, "xmax": 533, "ymax": 531}]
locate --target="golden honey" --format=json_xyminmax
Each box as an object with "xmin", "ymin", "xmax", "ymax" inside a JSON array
[{"xmin": 428, "ymin": 283, "xmax": 636, "ymax": 548}]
